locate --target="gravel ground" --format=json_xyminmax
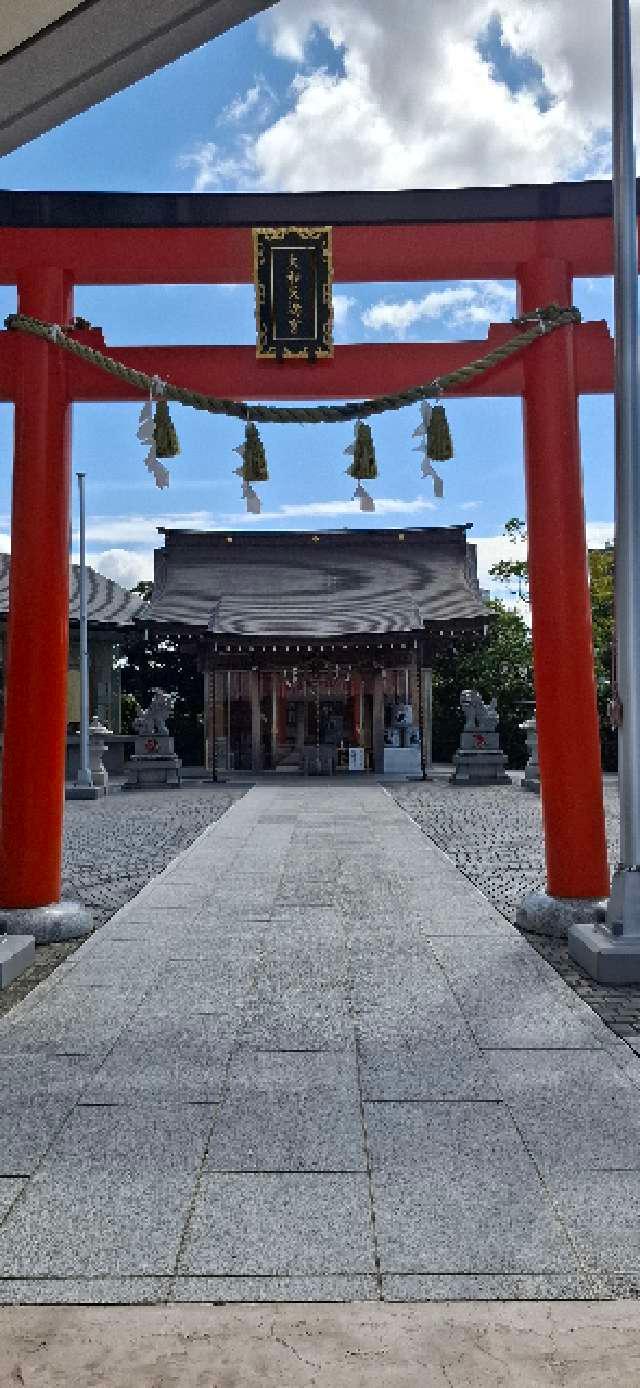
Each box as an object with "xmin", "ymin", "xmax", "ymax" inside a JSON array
[
  {"xmin": 0, "ymin": 784, "xmax": 245, "ymax": 1018},
  {"xmin": 391, "ymin": 774, "xmax": 640, "ymax": 1042}
]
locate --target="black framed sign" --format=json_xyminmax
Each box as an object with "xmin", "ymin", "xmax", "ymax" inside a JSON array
[{"xmin": 253, "ymin": 226, "xmax": 333, "ymax": 360}]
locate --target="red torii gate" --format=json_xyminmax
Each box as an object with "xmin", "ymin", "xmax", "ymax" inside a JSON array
[{"xmin": 0, "ymin": 183, "xmax": 616, "ymax": 916}]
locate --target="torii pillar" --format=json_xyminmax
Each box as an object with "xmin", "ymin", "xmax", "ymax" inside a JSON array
[
  {"xmin": 0, "ymin": 266, "xmax": 92, "ymax": 940},
  {"xmin": 516, "ymin": 258, "xmax": 610, "ymax": 933}
]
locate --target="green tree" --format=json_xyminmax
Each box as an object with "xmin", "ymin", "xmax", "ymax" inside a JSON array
[
  {"xmin": 487, "ymin": 518, "xmax": 616, "ymax": 768},
  {"xmin": 117, "ymin": 582, "xmax": 206, "ymax": 763},
  {"xmin": 487, "ymin": 516, "xmax": 529, "ymax": 602},
  {"xmin": 589, "ymin": 545, "xmax": 615, "ymax": 769},
  {"xmin": 432, "ymin": 599, "xmax": 534, "ymax": 767}
]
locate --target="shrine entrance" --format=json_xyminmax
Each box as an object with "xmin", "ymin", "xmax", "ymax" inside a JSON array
[
  {"xmin": 208, "ymin": 663, "xmax": 425, "ymax": 777},
  {"xmin": 0, "ymin": 182, "xmax": 614, "ymax": 914}
]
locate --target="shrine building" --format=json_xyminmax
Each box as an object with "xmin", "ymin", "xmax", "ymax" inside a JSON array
[
  {"xmin": 0, "ymin": 555, "xmax": 143, "ymax": 738},
  {"xmin": 146, "ymin": 524, "xmax": 487, "ymax": 776}
]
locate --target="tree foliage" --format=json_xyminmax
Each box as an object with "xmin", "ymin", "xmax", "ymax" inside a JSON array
[
  {"xmin": 432, "ymin": 600, "xmax": 534, "ymax": 767},
  {"xmin": 487, "ymin": 518, "xmax": 616, "ymax": 768},
  {"xmin": 117, "ymin": 582, "xmax": 205, "ymax": 764}
]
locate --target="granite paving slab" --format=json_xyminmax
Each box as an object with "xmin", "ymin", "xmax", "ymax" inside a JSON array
[
  {"xmin": 242, "ymin": 983, "xmax": 354, "ymax": 1050},
  {"xmin": 0, "ymin": 1181, "xmax": 24, "ymax": 1221},
  {"xmin": 0, "ymin": 1278, "xmax": 172, "ymax": 1305},
  {"xmin": 51, "ymin": 940, "xmax": 167, "ymax": 990},
  {"xmin": 547, "ymin": 1172, "xmax": 640, "ymax": 1277},
  {"xmin": 366, "ymin": 1102, "xmax": 576, "ymax": 1275},
  {"xmin": 268, "ymin": 907, "xmax": 346, "ymax": 935},
  {"xmin": 381, "ymin": 1273, "xmax": 601, "ymax": 1301},
  {"xmin": 131, "ymin": 883, "xmax": 215, "ymax": 911},
  {"xmin": 490, "ymin": 1049, "xmax": 640, "ymax": 1172},
  {"xmin": 145, "ymin": 958, "xmax": 258, "ymax": 1002},
  {"xmin": 79, "ymin": 1041, "xmax": 231, "ymax": 1105},
  {"xmin": 206, "ymin": 1049, "xmax": 365, "ymax": 1172},
  {"xmin": 0, "ymin": 1106, "xmax": 213, "ymax": 1277},
  {"xmin": 178, "ymin": 1173, "xmax": 375, "ymax": 1276},
  {"xmin": 173, "ymin": 1275, "xmax": 378, "ymax": 1301},
  {"xmin": 430, "ymin": 935, "xmax": 611, "ymax": 1048},
  {"xmin": 259, "ymin": 939, "xmax": 349, "ymax": 990},
  {"xmin": 359, "ymin": 1040, "xmax": 498, "ymax": 1101},
  {"xmin": 0, "ymin": 1055, "xmax": 96, "ymax": 1175},
  {"xmin": 0, "ymin": 986, "xmax": 140, "ymax": 1058},
  {"xmin": 99, "ymin": 907, "xmax": 206, "ymax": 935}
]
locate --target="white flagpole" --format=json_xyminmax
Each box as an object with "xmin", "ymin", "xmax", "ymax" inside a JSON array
[{"xmin": 76, "ymin": 471, "xmax": 93, "ymax": 788}]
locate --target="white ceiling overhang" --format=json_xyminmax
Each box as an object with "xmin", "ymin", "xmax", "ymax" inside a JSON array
[{"xmin": 0, "ymin": 0, "xmax": 276, "ymax": 156}]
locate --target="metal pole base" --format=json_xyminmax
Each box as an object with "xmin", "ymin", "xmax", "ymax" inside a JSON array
[
  {"xmin": 0, "ymin": 900, "xmax": 93, "ymax": 943},
  {"xmin": 66, "ymin": 784, "xmax": 105, "ymax": 801},
  {"xmin": 568, "ymin": 867, "xmax": 640, "ymax": 983},
  {"xmin": 516, "ymin": 890, "xmax": 606, "ymax": 939}
]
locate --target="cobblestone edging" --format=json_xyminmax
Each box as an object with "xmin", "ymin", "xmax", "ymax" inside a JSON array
[
  {"xmin": 391, "ymin": 779, "xmax": 640, "ymax": 1043},
  {"xmin": 0, "ymin": 786, "xmax": 245, "ymax": 1018}
]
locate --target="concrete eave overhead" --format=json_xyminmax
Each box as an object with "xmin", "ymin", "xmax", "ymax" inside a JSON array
[{"xmin": 0, "ymin": 0, "xmax": 276, "ymax": 156}]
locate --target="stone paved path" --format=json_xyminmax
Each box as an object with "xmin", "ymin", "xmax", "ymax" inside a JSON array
[
  {"xmin": 1, "ymin": 782, "xmax": 640, "ymax": 1305},
  {"xmin": 393, "ymin": 778, "xmax": 640, "ymax": 1043},
  {"xmin": 0, "ymin": 786, "xmax": 245, "ymax": 1020}
]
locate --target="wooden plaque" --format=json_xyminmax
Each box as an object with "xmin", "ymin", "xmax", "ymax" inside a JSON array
[{"xmin": 253, "ymin": 226, "xmax": 333, "ymax": 360}]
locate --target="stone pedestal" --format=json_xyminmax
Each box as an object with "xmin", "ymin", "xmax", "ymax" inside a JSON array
[
  {"xmin": 450, "ymin": 730, "xmax": 510, "ymax": 785},
  {"xmin": 124, "ymin": 733, "xmax": 182, "ymax": 789},
  {"xmin": 67, "ymin": 716, "xmax": 111, "ymax": 799},
  {"xmin": 517, "ymin": 890, "xmax": 605, "ymax": 939},
  {"xmin": 520, "ymin": 717, "xmax": 540, "ymax": 793}
]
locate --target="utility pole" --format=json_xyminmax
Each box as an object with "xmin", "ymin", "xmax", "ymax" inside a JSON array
[{"xmin": 569, "ymin": 0, "xmax": 640, "ymax": 979}]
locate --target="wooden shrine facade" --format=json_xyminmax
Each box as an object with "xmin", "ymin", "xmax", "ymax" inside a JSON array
[{"xmin": 146, "ymin": 525, "xmax": 487, "ymax": 776}]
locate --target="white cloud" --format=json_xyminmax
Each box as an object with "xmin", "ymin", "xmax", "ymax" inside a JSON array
[
  {"xmin": 475, "ymin": 520, "xmax": 614, "ymax": 599},
  {"xmin": 586, "ymin": 521, "xmax": 615, "ymax": 548},
  {"xmin": 181, "ymin": 0, "xmax": 625, "ymax": 196},
  {"xmin": 249, "ymin": 0, "xmax": 612, "ymax": 192},
  {"xmin": 71, "ymin": 512, "xmax": 219, "ymax": 546},
  {"xmin": 332, "ymin": 293, "xmax": 356, "ymax": 328},
  {"xmin": 474, "ymin": 532, "xmax": 527, "ymax": 590},
  {"xmin": 87, "ymin": 549, "xmax": 155, "ymax": 586},
  {"xmin": 362, "ymin": 283, "xmax": 516, "ymax": 338},
  {"xmin": 223, "ymin": 496, "xmax": 437, "ymax": 523},
  {"xmin": 0, "ymin": 531, "xmax": 10, "ymax": 553},
  {"xmin": 177, "ymin": 138, "xmax": 254, "ymax": 192},
  {"xmin": 218, "ymin": 78, "xmax": 274, "ymax": 126}
]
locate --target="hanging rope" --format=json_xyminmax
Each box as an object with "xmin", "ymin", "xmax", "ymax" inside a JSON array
[{"xmin": 4, "ymin": 304, "xmax": 580, "ymax": 426}]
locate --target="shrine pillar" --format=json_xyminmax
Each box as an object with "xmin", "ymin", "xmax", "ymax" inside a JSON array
[
  {"xmin": 517, "ymin": 257, "xmax": 609, "ymax": 925},
  {"xmin": 0, "ymin": 266, "xmax": 92, "ymax": 938}
]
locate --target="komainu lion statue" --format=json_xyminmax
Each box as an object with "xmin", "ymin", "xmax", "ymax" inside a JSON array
[
  {"xmin": 459, "ymin": 689, "xmax": 499, "ymax": 733},
  {"xmin": 133, "ymin": 688, "xmax": 176, "ymax": 737}
]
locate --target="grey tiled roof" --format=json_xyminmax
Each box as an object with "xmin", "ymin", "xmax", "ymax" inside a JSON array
[
  {"xmin": 0, "ymin": 554, "xmax": 145, "ymax": 628},
  {"xmin": 147, "ymin": 526, "xmax": 487, "ymax": 638}
]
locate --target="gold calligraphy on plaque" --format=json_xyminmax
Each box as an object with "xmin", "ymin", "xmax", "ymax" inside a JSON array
[{"xmin": 253, "ymin": 226, "xmax": 333, "ymax": 360}]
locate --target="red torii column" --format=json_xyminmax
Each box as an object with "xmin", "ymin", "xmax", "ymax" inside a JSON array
[
  {"xmin": 0, "ymin": 266, "xmax": 91, "ymax": 939},
  {"xmin": 518, "ymin": 257, "xmax": 610, "ymax": 924}
]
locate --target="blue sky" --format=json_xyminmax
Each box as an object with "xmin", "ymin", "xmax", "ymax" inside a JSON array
[{"xmin": 0, "ymin": 1, "xmax": 623, "ymax": 592}]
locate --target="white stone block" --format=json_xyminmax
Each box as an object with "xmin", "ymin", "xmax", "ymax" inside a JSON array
[{"xmin": 0, "ymin": 935, "xmax": 35, "ymax": 989}]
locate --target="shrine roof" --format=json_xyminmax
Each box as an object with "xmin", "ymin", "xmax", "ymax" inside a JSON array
[
  {"xmin": 0, "ymin": 554, "xmax": 145, "ymax": 628},
  {"xmin": 146, "ymin": 525, "xmax": 487, "ymax": 639}
]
